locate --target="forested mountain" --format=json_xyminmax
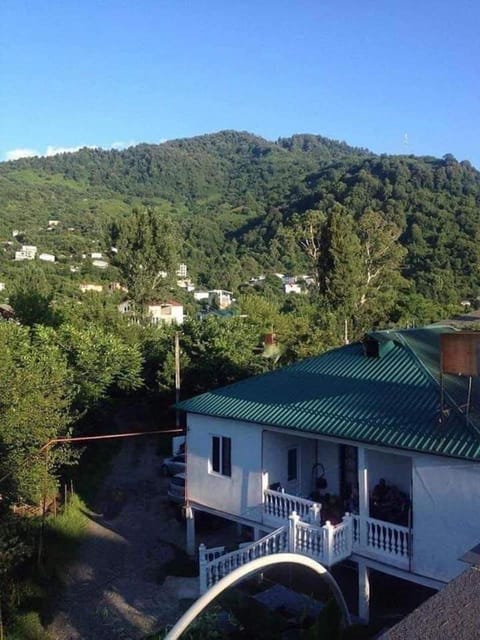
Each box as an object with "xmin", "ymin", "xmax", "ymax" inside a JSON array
[{"xmin": 1, "ymin": 130, "xmax": 480, "ymax": 303}]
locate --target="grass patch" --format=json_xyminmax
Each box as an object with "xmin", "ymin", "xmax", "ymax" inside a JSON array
[
  {"xmin": 42, "ymin": 494, "xmax": 89, "ymax": 574},
  {"xmin": 5, "ymin": 611, "xmax": 51, "ymax": 640}
]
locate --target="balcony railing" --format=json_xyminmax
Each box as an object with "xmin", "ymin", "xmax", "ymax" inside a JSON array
[
  {"xmin": 199, "ymin": 511, "xmax": 352, "ymax": 593},
  {"xmin": 352, "ymin": 514, "xmax": 410, "ymax": 569},
  {"xmin": 263, "ymin": 488, "xmax": 321, "ymax": 525},
  {"xmin": 199, "ymin": 509, "xmax": 412, "ymax": 594}
]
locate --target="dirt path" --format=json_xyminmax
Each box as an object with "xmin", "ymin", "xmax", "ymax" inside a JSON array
[{"xmin": 48, "ymin": 422, "xmax": 196, "ymax": 639}]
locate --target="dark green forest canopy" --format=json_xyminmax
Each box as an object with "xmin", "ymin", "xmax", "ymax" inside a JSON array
[{"xmin": 1, "ymin": 130, "xmax": 479, "ymax": 302}]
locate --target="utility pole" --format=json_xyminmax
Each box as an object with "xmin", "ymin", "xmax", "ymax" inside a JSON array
[{"xmin": 175, "ymin": 331, "xmax": 181, "ymax": 428}]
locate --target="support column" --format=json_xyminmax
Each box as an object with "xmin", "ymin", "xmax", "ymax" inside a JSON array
[
  {"xmin": 358, "ymin": 561, "xmax": 370, "ymax": 624},
  {"xmin": 357, "ymin": 446, "xmax": 369, "ymax": 548},
  {"xmin": 288, "ymin": 511, "xmax": 300, "ymax": 552},
  {"xmin": 185, "ymin": 505, "xmax": 196, "ymax": 557},
  {"xmin": 253, "ymin": 526, "xmax": 261, "ymax": 541}
]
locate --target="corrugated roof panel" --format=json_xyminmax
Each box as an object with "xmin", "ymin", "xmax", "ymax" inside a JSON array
[{"xmin": 178, "ymin": 328, "xmax": 480, "ymax": 461}]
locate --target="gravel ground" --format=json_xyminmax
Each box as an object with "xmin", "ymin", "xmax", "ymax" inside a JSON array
[{"xmin": 48, "ymin": 430, "xmax": 197, "ymax": 640}]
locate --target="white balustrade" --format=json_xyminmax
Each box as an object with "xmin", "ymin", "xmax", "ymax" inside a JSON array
[
  {"xmin": 295, "ymin": 519, "xmax": 327, "ymax": 560},
  {"xmin": 352, "ymin": 515, "xmax": 410, "ymax": 568},
  {"xmin": 199, "ymin": 526, "xmax": 288, "ymax": 593},
  {"xmin": 263, "ymin": 488, "xmax": 322, "ymax": 524},
  {"xmin": 200, "ymin": 511, "xmax": 411, "ymax": 593}
]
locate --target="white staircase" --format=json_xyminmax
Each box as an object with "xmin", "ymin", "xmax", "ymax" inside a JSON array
[{"xmin": 199, "ymin": 511, "xmax": 353, "ymax": 593}]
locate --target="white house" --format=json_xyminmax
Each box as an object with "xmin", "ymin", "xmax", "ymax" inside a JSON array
[
  {"xmin": 284, "ymin": 282, "xmax": 304, "ymax": 295},
  {"xmin": 193, "ymin": 290, "xmax": 209, "ymax": 302},
  {"xmin": 208, "ymin": 289, "xmax": 233, "ymax": 309},
  {"xmin": 39, "ymin": 253, "xmax": 56, "ymax": 262},
  {"xmin": 79, "ymin": 283, "xmax": 103, "ymax": 293},
  {"xmin": 91, "ymin": 252, "xmax": 103, "ymax": 259},
  {"xmin": 118, "ymin": 300, "xmax": 184, "ymax": 325},
  {"xmin": 176, "ymin": 263, "xmax": 188, "ymax": 278},
  {"xmin": 177, "ymin": 278, "xmax": 195, "ymax": 292},
  {"xmin": 92, "ymin": 259, "xmax": 109, "ymax": 269},
  {"xmin": 0, "ymin": 282, "xmax": 5, "ymax": 292},
  {"xmin": 15, "ymin": 245, "xmax": 37, "ymax": 261},
  {"xmin": 178, "ymin": 325, "xmax": 480, "ymax": 622},
  {"xmin": 48, "ymin": 220, "xmax": 60, "ymax": 227},
  {"xmin": 147, "ymin": 301, "xmax": 184, "ymax": 325}
]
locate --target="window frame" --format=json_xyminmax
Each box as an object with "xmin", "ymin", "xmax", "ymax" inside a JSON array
[
  {"xmin": 287, "ymin": 447, "xmax": 298, "ymax": 482},
  {"xmin": 210, "ymin": 435, "xmax": 232, "ymax": 477}
]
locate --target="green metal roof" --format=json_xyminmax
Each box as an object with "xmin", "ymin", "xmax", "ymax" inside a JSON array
[{"xmin": 178, "ymin": 326, "xmax": 480, "ymax": 461}]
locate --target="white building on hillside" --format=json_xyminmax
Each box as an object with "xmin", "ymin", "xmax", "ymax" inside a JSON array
[
  {"xmin": 39, "ymin": 253, "xmax": 56, "ymax": 262},
  {"xmin": 177, "ymin": 326, "xmax": 480, "ymax": 623},
  {"xmin": 193, "ymin": 290, "xmax": 209, "ymax": 302},
  {"xmin": 92, "ymin": 259, "xmax": 108, "ymax": 269},
  {"xmin": 79, "ymin": 283, "xmax": 104, "ymax": 293},
  {"xmin": 176, "ymin": 263, "xmax": 188, "ymax": 278},
  {"xmin": 208, "ymin": 289, "xmax": 233, "ymax": 309},
  {"xmin": 118, "ymin": 300, "xmax": 184, "ymax": 326},
  {"xmin": 15, "ymin": 245, "xmax": 37, "ymax": 261}
]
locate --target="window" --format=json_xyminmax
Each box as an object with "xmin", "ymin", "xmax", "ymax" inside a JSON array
[
  {"xmin": 211, "ymin": 436, "xmax": 231, "ymax": 476},
  {"xmin": 287, "ymin": 447, "xmax": 298, "ymax": 481}
]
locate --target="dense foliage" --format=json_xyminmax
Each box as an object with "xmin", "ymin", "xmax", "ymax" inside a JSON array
[{"xmin": 1, "ymin": 131, "xmax": 479, "ymax": 306}]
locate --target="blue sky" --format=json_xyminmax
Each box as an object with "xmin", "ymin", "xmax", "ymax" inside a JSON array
[{"xmin": 1, "ymin": 1, "xmax": 479, "ymax": 166}]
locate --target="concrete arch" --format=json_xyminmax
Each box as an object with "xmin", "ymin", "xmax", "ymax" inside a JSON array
[{"xmin": 165, "ymin": 552, "xmax": 351, "ymax": 639}]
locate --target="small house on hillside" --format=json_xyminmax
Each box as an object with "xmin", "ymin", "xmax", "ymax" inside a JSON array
[
  {"xmin": 118, "ymin": 300, "xmax": 184, "ymax": 325},
  {"xmin": 92, "ymin": 259, "xmax": 109, "ymax": 269},
  {"xmin": 147, "ymin": 301, "xmax": 184, "ymax": 325},
  {"xmin": 208, "ymin": 289, "xmax": 233, "ymax": 309},
  {"xmin": 39, "ymin": 253, "xmax": 55, "ymax": 262},
  {"xmin": 79, "ymin": 283, "xmax": 103, "ymax": 293},
  {"xmin": 177, "ymin": 325, "xmax": 480, "ymax": 623},
  {"xmin": 15, "ymin": 245, "xmax": 37, "ymax": 261},
  {"xmin": 284, "ymin": 282, "xmax": 304, "ymax": 294},
  {"xmin": 193, "ymin": 290, "xmax": 209, "ymax": 302}
]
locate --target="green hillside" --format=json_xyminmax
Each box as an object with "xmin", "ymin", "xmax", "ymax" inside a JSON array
[{"xmin": 1, "ymin": 130, "xmax": 479, "ymax": 303}]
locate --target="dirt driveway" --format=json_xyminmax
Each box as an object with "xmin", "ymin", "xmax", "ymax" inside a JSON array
[{"xmin": 48, "ymin": 432, "xmax": 197, "ymax": 640}]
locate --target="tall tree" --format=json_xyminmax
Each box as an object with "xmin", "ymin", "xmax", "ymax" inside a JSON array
[
  {"xmin": 318, "ymin": 207, "xmax": 363, "ymax": 314},
  {"xmin": 357, "ymin": 210, "xmax": 408, "ymax": 311},
  {"xmin": 112, "ymin": 208, "xmax": 179, "ymax": 303}
]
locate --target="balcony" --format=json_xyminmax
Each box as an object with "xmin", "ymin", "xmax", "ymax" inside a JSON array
[{"xmin": 262, "ymin": 487, "xmax": 411, "ymax": 570}]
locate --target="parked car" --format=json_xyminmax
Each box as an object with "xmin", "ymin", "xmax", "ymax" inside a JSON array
[
  {"xmin": 160, "ymin": 454, "xmax": 186, "ymax": 477},
  {"xmin": 168, "ymin": 473, "xmax": 185, "ymax": 505}
]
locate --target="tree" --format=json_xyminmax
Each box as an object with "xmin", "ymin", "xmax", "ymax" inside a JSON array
[
  {"xmin": 0, "ymin": 323, "xmax": 72, "ymax": 506},
  {"xmin": 52, "ymin": 324, "xmax": 144, "ymax": 414},
  {"xmin": 112, "ymin": 208, "xmax": 179, "ymax": 303},
  {"xmin": 355, "ymin": 210, "xmax": 408, "ymax": 325},
  {"xmin": 288, "ymin": 209, "xmax": 326, "ymax": 286},
  {"xmin": 318, "ymin": 207, "xmax": 363, "ymax": 314},
  {"xmin": 9, "ymin": 264, "xmax": 59, "ymax": 327}
]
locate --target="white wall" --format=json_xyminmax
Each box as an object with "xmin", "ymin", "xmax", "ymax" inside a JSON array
[
  {"xmin": 263, "ymin": 431, "xmax": 314, "ymax": 496},
  {"xmin": 187, "ymin": 414, "xmax": 263, "ymax": 517},
  {"xmin": 262, "ymin": 432, "xmax": 340, "ymax": 497},
  {"xmin": 412, "ymin": 455, "xmax": 480, "ymax": 582}
]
